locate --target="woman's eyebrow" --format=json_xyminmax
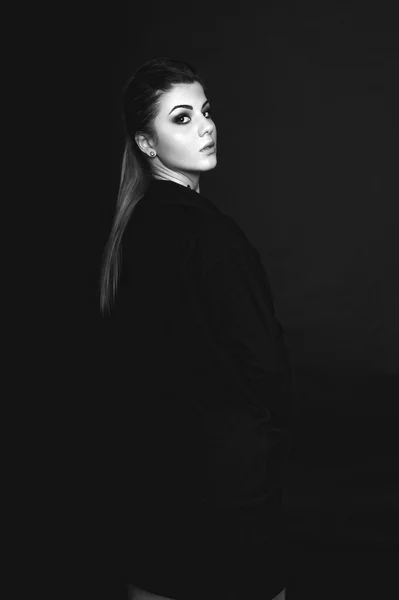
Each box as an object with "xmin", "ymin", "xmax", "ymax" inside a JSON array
[{"xmin": 169, "ymin": 99, "xmax": 210, "ymax": 115}]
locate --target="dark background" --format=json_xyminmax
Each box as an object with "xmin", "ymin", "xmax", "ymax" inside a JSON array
[{"xmin": 103, "ymin": 1, "xmax": 398, "ymax": 597}]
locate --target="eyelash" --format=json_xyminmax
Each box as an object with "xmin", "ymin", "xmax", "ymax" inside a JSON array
[{"xmin": 174, "ymin": 109, "xmax": 212, "ymax": 124}]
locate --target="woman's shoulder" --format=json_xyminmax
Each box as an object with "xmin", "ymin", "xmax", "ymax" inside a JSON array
[
  {"xmin": 198, "ymin": 210, "xmax": 249, "ymax": 244},
  {"xmin": 190, "ymin": 210, "xmax": 257, "ymax": 277},
  {"xmin": 146, "ymin": 183, "xmax": 251, "ymax": 253}
]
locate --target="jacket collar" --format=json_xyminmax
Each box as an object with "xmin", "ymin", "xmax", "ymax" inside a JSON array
[{"xmin": 145, "ymin": 177, "xmax": 220, "ymax": 213}]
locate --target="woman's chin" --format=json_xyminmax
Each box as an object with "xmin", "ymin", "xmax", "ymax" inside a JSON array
[{"xmin": 201, "ymin": 156, "xmax": 218, "ymax": 171}]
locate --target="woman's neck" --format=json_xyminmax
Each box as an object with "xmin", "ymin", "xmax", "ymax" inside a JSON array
[{"xmin": 152, "ymin": 165, "xmax": 200, "ymax": 193}]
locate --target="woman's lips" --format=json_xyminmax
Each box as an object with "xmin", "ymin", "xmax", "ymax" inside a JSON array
[{"xmin": 200, "ymin": 142, "xmax": 216, "ymax": 152}]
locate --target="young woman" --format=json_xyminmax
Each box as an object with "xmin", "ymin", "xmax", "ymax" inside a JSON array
[{"xmin": 102, "ymin": 57, "xmax": 297, "ymax": 600}]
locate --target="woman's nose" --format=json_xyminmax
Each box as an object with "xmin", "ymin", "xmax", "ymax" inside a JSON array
[{"xmin": 199, "ymin": 116, "xmax": 214, "ymax": 137}]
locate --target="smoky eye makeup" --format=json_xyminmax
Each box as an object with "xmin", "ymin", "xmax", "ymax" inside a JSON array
[
  {"xmin": 172, "ymin": 105, "xmax": 212, "ymax": 124},
  {"xmin": 172, "ymin": 113, "xmax": 188, "ymax": 124}
]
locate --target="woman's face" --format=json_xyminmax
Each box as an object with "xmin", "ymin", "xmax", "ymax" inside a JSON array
[{"xmin": 151, "ymin": 82, "xmax": 217, "ymax": 177}]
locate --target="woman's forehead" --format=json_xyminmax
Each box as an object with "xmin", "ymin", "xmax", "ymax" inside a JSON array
[{"xmin": 159, "ymin": 82, "xmax": 207, "ymax": 112}]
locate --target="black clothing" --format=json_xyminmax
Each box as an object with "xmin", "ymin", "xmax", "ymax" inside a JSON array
[{"xmin": 108, "ymin": 178, "xmax": 297, "ymax": 599}]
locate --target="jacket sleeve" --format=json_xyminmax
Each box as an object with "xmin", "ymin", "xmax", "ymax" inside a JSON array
[{"xmin": 194, "ymin": 216, "xmax": 298, "ymax": 432}]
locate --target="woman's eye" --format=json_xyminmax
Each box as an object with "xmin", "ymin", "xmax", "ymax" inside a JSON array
[
  {"xmin": 174, "ymin": 114, "xmax": 190, "ymax": 124},
  {"xmin": 174, "ymin": 109, "xmax": 212, "ymax": 124}
]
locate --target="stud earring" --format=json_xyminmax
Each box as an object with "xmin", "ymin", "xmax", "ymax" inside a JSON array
[{"xmin": 150, "ymin": 151, "xmax": 156, "ymax": 157}]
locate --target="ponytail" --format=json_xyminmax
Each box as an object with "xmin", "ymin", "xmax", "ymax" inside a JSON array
[{"xmin": 99, "ymin": 139, "xmax": 149, "ymax": 314}]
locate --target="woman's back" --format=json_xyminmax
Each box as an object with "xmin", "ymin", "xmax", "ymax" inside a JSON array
[{"xmin": 109, "ymin": 179, "xmax": 294, "ymax": 599}]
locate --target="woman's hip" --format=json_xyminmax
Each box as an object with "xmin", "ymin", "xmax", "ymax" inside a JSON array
[{"xmin": 128, "ymin": 584, "xmax": 286, "ymax": 600}]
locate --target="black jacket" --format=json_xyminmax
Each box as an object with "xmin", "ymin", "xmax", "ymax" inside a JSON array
[{"xmin": 106, "ymin": 178, "xmax": 298, "ymax": 599}]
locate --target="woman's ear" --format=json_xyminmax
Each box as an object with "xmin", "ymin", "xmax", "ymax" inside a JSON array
[{"xmin": 134, "ymin": 133, "xmax": 155, "ymax": 157}]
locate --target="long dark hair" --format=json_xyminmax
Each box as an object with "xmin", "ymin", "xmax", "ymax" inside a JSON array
[{"xmin": 100, "ymin": 57, "xmax": 205, "ymax": 314}]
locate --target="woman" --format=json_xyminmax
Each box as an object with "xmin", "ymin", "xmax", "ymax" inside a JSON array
[{"xmin": 102, "ymin": 57, "xmax": 297, "ymax": 600}]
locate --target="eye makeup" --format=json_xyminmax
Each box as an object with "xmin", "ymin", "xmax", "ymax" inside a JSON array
[{"xmin": 172, "ymin": 105, "xmax": 212, "ymax": 124}]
